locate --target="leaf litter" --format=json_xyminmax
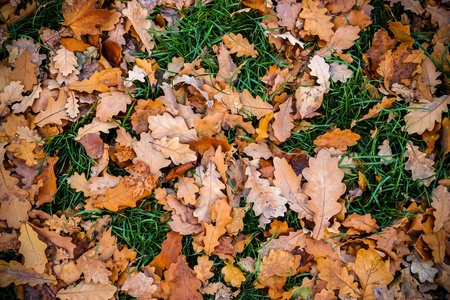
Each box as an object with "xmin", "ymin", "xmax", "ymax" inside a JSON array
[{"xmin": 0, "ymin": 0, "xmax": 449, "ymax": 299}]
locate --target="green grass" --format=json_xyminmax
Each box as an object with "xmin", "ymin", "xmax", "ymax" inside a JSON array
[{"xmin": 1, "ymin": 0, "xmax": 449, "ymax": 298}]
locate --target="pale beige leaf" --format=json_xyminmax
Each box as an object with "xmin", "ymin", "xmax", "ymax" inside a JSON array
[
  {"xmin": 122, "ymin": 272, "xmax": 157, "ymax": 299},
  {"xmin": 404, "ymin": 143, "xmax": 435, "ymax": 186},
  {"xmin": 421, "ymin": 58, "xmax": 442, "ymax": 94},
  {"xmin": 194, "ymin": 163, "xmax": 226, "ymax": 223},
  {"xmin": 54, "ymin": 46, "xmax": 77, "ymax": 76},
  {"xmin": 148, "ymin": 113, "xmax": 198, "ymax": 143},
  {"xmin": 122, "ymin": 0, "xmax": 154, "ymax": 53},
  {"xmin": 12, "ymin": 84, "xmax": 41, "ymax": 114},
  {"xmin": 431, "ymin": 185, "xmax": 450, "ymax": 232},
  {"xmin": 239, "ymin": 89, "xmax": 273, "ymax": 119},
  {"xmin": 96, "ymin": 92, "xmax": 132, "ymax": 122},
  {"xmin": 273, "ymin": 157, "xmax": 312, "ymax": 219},
  {"xmin": 77, "ymin": 254, "xmax": 112, "ymax": 284},
  {"xmin": 404, "ymin": 95, "xmax": 449, "ymax": 135},
  {"xmin": 16, "ymin": 126, "xmax": 42, "ymax": 143},
  {"xmin": 308, "ymin": 55, "xmax": 330, "ymax": 88},
  {"xmin": 329, "ymin": 62, "xmax": 353, "ymax": 83},
  {"xmin": 34, "ymin": 95, "xmax": 68, "ymax": 127},
  {"xmin": 74, "ymin": 118, "xmax": 118, "ymax": 141},
  {"xmin": 125, "ymin": 65, "xmax": 146, "ymax": 87},
  {"xmin": 132, "ymin": 133, "xmax": 170, "ymax": 177},
  {"xmin": 175, "ymin": 177, "xmax": 199, "ymax": 205},
  {"xmin": 173, "ymin": 75, "xmax": 210, "ymax": 101},
  {"xmin": 243, "ymin": 142, "xmax": 272, "ymax": 160},
  {"xmin": 295, "ymin": 85, "xmax": 327, "ymax": 118},
  {"xmin": 302, "ymin": 149, "xmax": 346, "ymax": 240},
  {"xmin": 377, "ymin": 139, "xmax": 393, "ymax": 165},
  {"xmin": 390, "ymin": 0, "xmax": 425, "ymax": 14},
  {"xmin": 273, "ymin": 97, "xmax": 294, "ymax": 142},
  {"xmin": 108, "ymin": 19, "xmax": 126, "ymax": 47},
  {"xmin": 245, "ymin": 163, "xmax": 287, "ymax": 224},
  {"xmin": 18, "ymin": 223, "xmax": 47, "ymax": 274},
  {"xmin": 221, "ymin": 33, "xmax": 258, "ymax": 58},
  {"xmin": 65, "ymin": 92, "xmax": 79, "ymax": 119},
  {"xmin": 153, "ymin": 137, "xmax": 197, "ymax": 165},
  {"xmin": 56, "ymin": 281, "xmax": 117, "ymax": 300},
  {"xmin": 271, "ymin": 32, "xmax": 304, "ymax": 47}
]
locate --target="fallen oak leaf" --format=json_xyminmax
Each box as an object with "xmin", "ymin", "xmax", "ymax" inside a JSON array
[
  {"xmin": 202, "ymin": 199, "xmax": 233, "ymax": 255},
  {"xmin": 61, "ymin": 0, "xmax": 114, "ymax": 39},
  {"xmin": 341, "ymin": 213, "xmax": 379, "ymax": 234},
  {"xmin": 96, "ymin": 92, "xmax": 132, "ymax": 122},
  {"xmin": 403, "ymin": 95, "xmax": 449, "ymax": 135},
  {"xmin": 221, "ymin": 33, "xmax": 258, "ymax": 58},
  {"xmin": 300, "ymin": 0, "xmax": 334, "ymax": 42},
  {"xmin": 0, "ymin": 260, "xmax": 57, "ymax": 287},
  {"xmin": 316, "ymin": 257, "xmax": 360, "ymax": 298},
  {"xmin": 313, "ymin": 128, "xmax": 360, "ymax": 151},
  {"xmin": 404, "ymin": 143, "xmax": 435, "ymax": 187},
  {"xmin": 54, "ymin": 46, "xmax": 77, "ymax": 76},
  {"xmin": 162, "ymin": 255, "xmax": 202, "ymax": 300},
  {"xmin": 68, "ymin": 68, "xmax": 122, "ymax": 93},
  {"xmin": 194, "ymin": 255, "xmax": 214, "ymax": 285},
  {"xmin": 122, "ymin": 0, "xmax": 155, "ymax": 54},
  {"xmin": 272, "ymin": 96, "xmax": 294, "ymax": 142},
  {"xmin": 74, "ymin": 117, "xmax": 118, "ymax": 141},
  {"xmin": 302, "ymin": 149, "xmax": 346, "ymax": 240},
  {"xmin": 8, "ymin": 50, "xmax": 37, "ymax": 92},
  {"xmin": 245, "ymin": 162, "xmax": 287, "ymax": 225},
  {"xmin": 18, "ymin": 223, "xmax": 47, "ymax": 274},
  {"xmin": 56, "ymin": 281, "xmax": 117, "ymax": 300},
  {"xmin": 30, "ymin": 224, "xmax": 76, "ymax": 258},
  {"xmin": 349, "ymin": 248, "xmax": 394, "ymax": 299},
  {"xmin": 431, "ymin": 185, "xmax": 450, "ymax": 232},
  {"xmin": 273, "ymin": 157, "xmax": 312, "ymax": 220},
  {"xmin": 221, "ymin": 262, "xmax": 246, "ymax": 288}
]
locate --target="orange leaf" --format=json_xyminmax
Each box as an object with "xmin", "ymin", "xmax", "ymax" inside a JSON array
[
  {"xmin": 162, "ymin": 255, "xmax": 202, "ymax": 300},
  {"xmin": 68, "ymin": 68, "xmax": 122, "ymax": 93},
  {"xmin": 314, "ymin": 128, "xmax": 360, "ymax": 151},
  {"xmin": 317, "ymin": 257, "xmax": 360, "ymax": 298},
  {"xmin": 34, "ymin": 155, "xmax": 58, "ymax": 206},
  {"xmin": 349, "ymin": 248, "xmax": 394, "ymax": 299},
  {"xmin": 149, "ymin": 231, "xmax": 183, "ymax": 277},
  {"xmin": 221, "ymin": 262, "xmax": 246, "ymax": 288},
  {"xmin": 202, "ymin": 199, "xmax": 232, "ymax": 255},
  {"xmin": 342, "ymin": 213, "xmax": 379, "ymax": 233},
  {"xmin": 300, "ymin": 0, "xmax": 334, "ymax": 42},
  {"xmin": 61, "ymin": 0, "xmax": 114, "ymax": 39},
  {"xmin": 87, "ymin": 179, "xmax": 151, "ymax": 211}
]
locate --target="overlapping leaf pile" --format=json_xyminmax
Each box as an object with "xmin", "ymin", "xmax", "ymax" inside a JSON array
[{"xmin": 0, "ymin": 0, "xmax": 449, "ymax": 299}]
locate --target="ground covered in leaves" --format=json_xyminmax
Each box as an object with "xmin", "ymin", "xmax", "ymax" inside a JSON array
[{"xmin": 0, "ymin": 0, "xmax": 449, "ymax": 299}]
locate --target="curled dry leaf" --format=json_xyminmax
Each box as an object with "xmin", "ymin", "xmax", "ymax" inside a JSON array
[{"xmin": 0, "ymin": 260, "xmax": 57, "ymax": 288}]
